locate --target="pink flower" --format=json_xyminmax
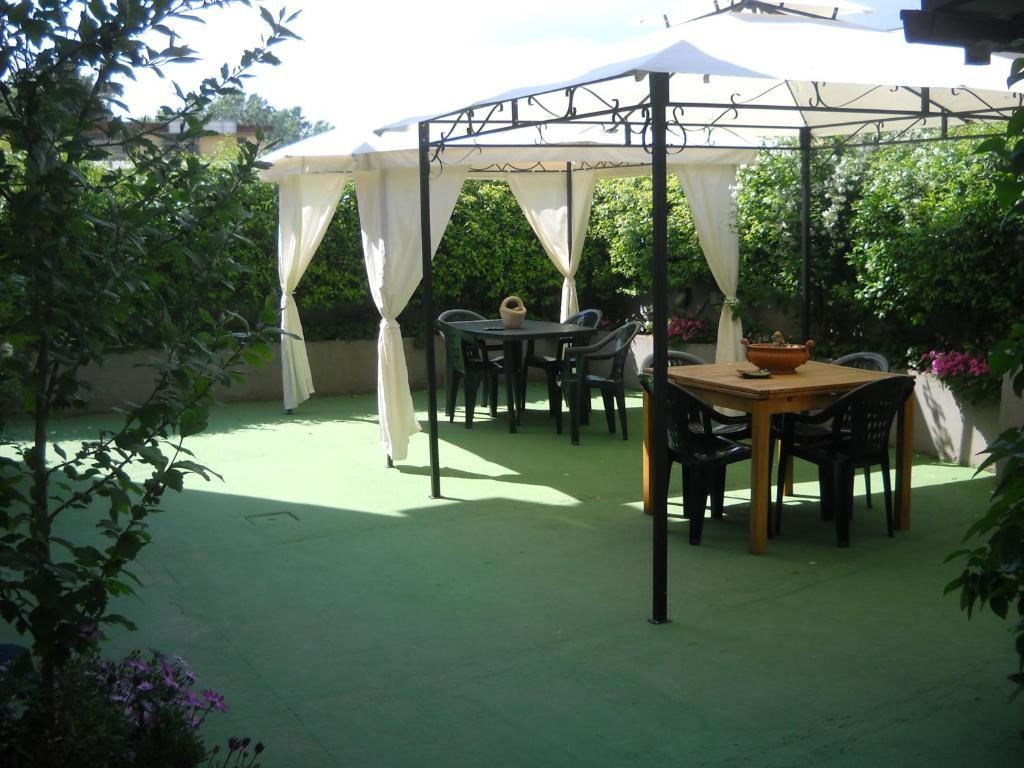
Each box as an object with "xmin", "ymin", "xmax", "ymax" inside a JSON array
[
  {"xmin": 666, "ymin": 315, "xmax": 709, "ymax": 343},
  {"xmin": 922, "ymin": 349, "xmax": 991, "ymax": 380}
]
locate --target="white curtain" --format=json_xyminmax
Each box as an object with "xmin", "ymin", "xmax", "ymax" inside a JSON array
[
  {"xmin": 278, "ymin": 173, "xmax": 347, "ymax": 410},
  {"xmin": 674, "ymin": 165, "xmax": 743, "ymax": 363},
  {"xmin": 508, "ymin": 169, "xmax": 598, "ymax": 321},
  {"xmin": 355, "ymin": 166, "xmax": 467, "ymax": 461}
]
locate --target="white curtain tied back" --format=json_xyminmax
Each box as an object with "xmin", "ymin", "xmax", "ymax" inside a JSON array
[
  {"xmin": 673, "ymin": 165, "xmax": 744, "ymax": 363},
  {"xmin": 508, "ymin": 169, "xmax": 597, "ymax": 322},
  {"xmin": 277, "ymin": 173, "xmax": 347, "ymax": 410},
  {"xmin": 355, "ymin": 166, "xmax": 467, "ymax": 461}
]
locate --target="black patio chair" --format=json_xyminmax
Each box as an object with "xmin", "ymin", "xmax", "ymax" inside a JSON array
[
  {"xmin": 773, "ymin": 375, "xmax": 915, "ymax": 547},
  {"xmin": 639, "ymin": 350, "xmax": 751, "ymax": 441},
  {"xmin": 773, "ymin": 350, "xmax": 891, "ymax": 507},
  {"xmin": 518, "ymin": 308, "xmax": 603, "ymax": 418},
  {"xmin": 556, "ymin": 321, "xmax": 640, "ymax": 444},
  {"xmin": 435, "ymin": 319, "xmax": 502, "ymax": 428},
  {"xmin": 638, "ymin": 374, "xmax": 752, "ymax": 545},
  {"xmin": 638, "ymin": 350, "xmax": 707, "ymax": 370},
  {"xmin": 831, "ymin": 351, "xmax": 890, "ymax": 372},
  {"xmin": 437, "ymin": 309, "xmax": 501, "ymax": 418}
]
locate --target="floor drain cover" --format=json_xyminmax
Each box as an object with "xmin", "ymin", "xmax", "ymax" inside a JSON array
[{"xmin": 245, "ymin": 510, "xmax": 300, "ymax": 525}]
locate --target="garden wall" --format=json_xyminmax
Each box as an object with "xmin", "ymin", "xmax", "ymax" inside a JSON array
[
  {"xmin": 78, "ymin": 338, "xmax": 445, "ymax": 413},
  {"xmin": 78, "ymin": 341, "xmax": 1023, "ymax": 470}
]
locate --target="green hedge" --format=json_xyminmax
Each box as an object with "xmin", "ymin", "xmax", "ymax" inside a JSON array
[{"xmin": 80, "ymin": 132, "xmax": 1024, "ymax": 363}]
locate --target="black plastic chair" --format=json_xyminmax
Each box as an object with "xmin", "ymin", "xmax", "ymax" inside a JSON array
[
  {"xmin": 638, "ymin": 374, "xmax": 752, "ymax": 544},
  {"xmin": 557, "ymin": 321, "xmax": 640, "ymax": 444},
  {"xmin": 831, "ymin": 351, "xmax": 889, "ymax": 372},
  {"xmin": 773, "ymin": 376, "xmax": 915, "ymax": 547},
  {"xmin": 518, "ymin": 308, "xmax": 603, "ymax": 418},
  {"xmin": 638, "ymin": 350, "xmax": 707, "ymax": 370},
  {"xmin": 639, "ymin": 350, "xmax": 751, "ymax": 441},
  {"xmin": 437, "ymin": 309, "xmax": 502, "ymax": 417},
  {"xmin": 775, "ymin": 350, "xmax": 891, "ymax": 505},
  {"xmin": 435, "ymin": 319, "xmax": 502, "ymax": 428}
]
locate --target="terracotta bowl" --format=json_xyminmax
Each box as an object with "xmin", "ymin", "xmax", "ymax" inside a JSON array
[{"xmin": 741, "ymin": 338, "xmax": 815, "ymax": 374}]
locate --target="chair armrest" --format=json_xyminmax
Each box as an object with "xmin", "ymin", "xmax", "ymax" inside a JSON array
[
  {"xmin": 708, "ymin": 410, "xmax": 750, "ymax": 427},
  {"xmin": 565, "ymin": 333, "xmax": 618, "ymax": 364},
  {"xmin": 563, "ymin": 334, "xmax": 615, "ymax": 362},
  {"xmin": 785, "ymin": 404, "xmax": 839, "ymax": 427}
]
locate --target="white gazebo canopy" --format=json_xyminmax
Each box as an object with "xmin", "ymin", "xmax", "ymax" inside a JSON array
[
  {"xmin": 260, "ymin": 9, "xmax": 1022, "ymax": 466},
  {"xmin": 383, "ymin": 12, "xmax": 1020, "ymax": 140}
]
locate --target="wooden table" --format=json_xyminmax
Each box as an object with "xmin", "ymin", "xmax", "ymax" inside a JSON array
[
  {"xmin": 451, "ymin": 319, "xmax": 594, "ymax": 433},
  {"xmin": 641, "ymin": 361, "xmax": 915, "ymax": 554}
]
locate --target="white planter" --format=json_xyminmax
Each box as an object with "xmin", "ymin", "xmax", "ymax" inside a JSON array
[
  {"xmin": 910, "ymin": 371, "xmax": 1002, "ymax": 467},
  {"xmin": 627, "ymin": 335, "xmax": 716, "ymax": 388}
]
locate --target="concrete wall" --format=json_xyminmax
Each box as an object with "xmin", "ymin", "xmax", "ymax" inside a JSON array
[
  {"xmin": 77, "ymin": 338, "xmax": 445, "ymax": 413},
  {"xmin": 75, "ymin": 340, "xmax": 1024, "ymax": 471}
]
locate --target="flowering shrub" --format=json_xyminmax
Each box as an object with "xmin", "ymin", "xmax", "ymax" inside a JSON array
[
  {"xmin": 100, "ymin": 651, "xmax": 226, "ymax": 737},
  {"xmin": 0, "ymin": 650, "xmax": 262, "ymax": 767},
  {"xmin": 667, "ymin": 315, "xmax": 714, "ymax": 346},
  {"xmin": 919, "ymin": 349, "xmax": 1001, "ymax": 404}
]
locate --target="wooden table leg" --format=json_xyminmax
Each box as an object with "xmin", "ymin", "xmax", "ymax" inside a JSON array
[
  {"xmin": 896, "ymin": 392, "xmax": 914, "ymax": 530},
  {"xmin": 749, "ymin": 406, "xmax": 770, "ymax": 554},
  {"xmin": 643, "ymin": 389, "xmax": 652, "ymax": 516}
]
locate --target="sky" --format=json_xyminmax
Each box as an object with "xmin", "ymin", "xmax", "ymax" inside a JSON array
[{"xmin": 118, "ymin": 0, "xmax": 921, "ymax": 136}]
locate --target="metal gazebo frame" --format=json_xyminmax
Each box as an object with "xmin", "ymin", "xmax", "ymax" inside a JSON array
[{"xmin": 405, "ymin": 13, "xmax": 1020, "ymax": 624}]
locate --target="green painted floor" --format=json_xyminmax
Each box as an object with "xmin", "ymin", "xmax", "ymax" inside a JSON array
[{"xmin": 5, "ymin": 387, "xmax": 1023, "ymax": 766}]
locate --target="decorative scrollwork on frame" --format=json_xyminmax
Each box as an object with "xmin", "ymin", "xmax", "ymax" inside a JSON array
[
  {"xmin": 950, "ymin": 86, "xmax": 1022, "ymax": 119},
  {"xmin": 832, "ymin": 84, "xmax": 885, "ymax": 110},
  {"xmin": 886, "ymin": 117, "xmax": 928, "ymax": 143},
  {"xmin": 565, "ymin": 88, "xmax": 577, "ymax": 118},
  {"xmin": 467, "ymin": 160, "xmax": 641, "ymax": 174},
  {"xmin": 574, "ymin": 86, "xmax": 621, "ymax": 116},
  {"xmin": 808, "ymin": 82, "xmax": 825, "ymax": 108},
  {"xmin": 526, "ymin": 91, "xmax": 571, "ymax": 120},
  {"xmin": 726, "ymin": 93, "xmax": 742, "ymax": 122},
  {"xmin": 466, "ymin": 103, "xmax": 505, "ymax": 137},
  {"xmin": 640, "ymin": 106, "xmax": 654, "ymax": 155},
  {"xmin": 666, "ymin": 107, "xmax": 690, "ymax": 155}
]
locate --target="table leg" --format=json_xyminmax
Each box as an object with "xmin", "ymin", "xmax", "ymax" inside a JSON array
[
  {"xmin": 896, "ymin": 392, "xmax": 915, "ymax": 530},
  {"xmin": 643, "ymin": 389, "xmax": 652, "ymax": 516},
  {"xmin": 749, "ymin": 406, "xmax": 771, "ymax": 555},
  {"xmin": 504, "ymin": 340, "xmax": 518, "ymax": 434}
]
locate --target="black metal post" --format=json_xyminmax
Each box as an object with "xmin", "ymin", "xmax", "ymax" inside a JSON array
[
  {"xmin": 649, "ymin": 72, "xmax": 671, "ymax": 625},
  {"xmin": 419, "ymin": 122, "xmax": 441, "ymax": 499},
  {"xmin": 799, "ymin": 127, "xmax": 812, "ymax": 343}
]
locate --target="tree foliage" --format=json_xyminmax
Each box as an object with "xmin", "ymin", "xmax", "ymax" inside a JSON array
[
  {"xmin": 203, "ymin": 91, "xmax": 331, "ymax": 146},
  {"xmin": 0, "ymin": 0, "xmax": 295, "ymax": 748},
  {"xmin": 193, "ymin": 133, "xmax": 1020, "ymax": 364},
  {"xmin": 945, "ymin": 70, "xmax": 1024, "ymax": 700},
  {"xmin": 849, "ymin": 135, "xmax": 1024, "ymax": 350},
  {"xmin": 33, "ymin": 123, "xmax": 1023, "ymax": 367}
]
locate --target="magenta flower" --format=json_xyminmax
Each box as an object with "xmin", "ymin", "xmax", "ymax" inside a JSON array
[
  {"xmin": 666, "ymin": 314, "xmax": 710, "ymax": 343},
  {"xmin": 920, "ymin": 347, "xmax": 998, "ymax": 403}
]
